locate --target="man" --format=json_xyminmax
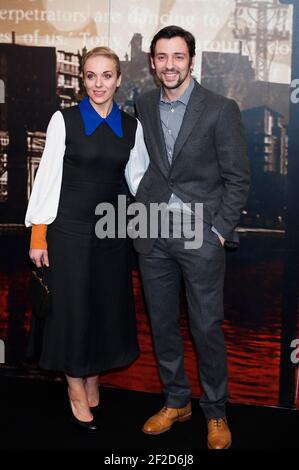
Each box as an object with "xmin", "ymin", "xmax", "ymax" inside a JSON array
[{"xmin": 135, "ymin": 25, "xmax": 250, "ymax": 449}]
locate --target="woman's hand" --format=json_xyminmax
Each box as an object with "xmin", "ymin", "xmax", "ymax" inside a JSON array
[{"xmin": 29, "ymin": 249, "xmax": 49, "ymax": 268}]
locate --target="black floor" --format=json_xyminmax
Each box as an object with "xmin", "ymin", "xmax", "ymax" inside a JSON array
[{"xmin": 0, "ymin": 375, "xmax": 298, "ymax": 450}]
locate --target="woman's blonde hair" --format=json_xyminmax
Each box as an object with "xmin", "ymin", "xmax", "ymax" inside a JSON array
[{"xmin": 82, "ymin": 47, "xmax": 121, "ymax": 77}]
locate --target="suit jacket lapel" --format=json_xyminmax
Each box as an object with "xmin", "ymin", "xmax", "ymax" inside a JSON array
[
  {"xmin": 148, "ymin": 89, "xmax": 170, "ymax": 174},
  {"xmin": 172, "ymin": 83, "xmax": 207, "ymax": 163}
]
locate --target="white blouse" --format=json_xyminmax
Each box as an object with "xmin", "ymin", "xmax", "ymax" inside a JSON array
[{"xmin": 25, "ymin": 111, "xmax": 149, "ymax": 227}]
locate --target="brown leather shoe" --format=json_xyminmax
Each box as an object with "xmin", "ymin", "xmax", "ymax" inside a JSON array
[
  {"xmin": 142, "ymin": 403, "xmax": 192, "ymax": 435},
  {"xmin": 207, "ymin": 417, "xmax": 232, "ymax": 449}
]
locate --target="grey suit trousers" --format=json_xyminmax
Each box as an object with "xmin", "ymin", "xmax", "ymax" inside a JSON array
[{"xmin": 139, "ymin": 221, "xmax": 228, "ymax": 419}]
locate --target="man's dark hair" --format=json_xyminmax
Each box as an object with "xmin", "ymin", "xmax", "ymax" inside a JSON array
[{"xmin": 150, "ymin": 25, "xmax": 196, "ymax": 59}]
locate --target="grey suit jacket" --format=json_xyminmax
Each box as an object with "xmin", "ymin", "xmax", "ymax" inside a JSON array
[{"xmin": 134, "ymin": 81, "xmax": 250, "ymax": 254}]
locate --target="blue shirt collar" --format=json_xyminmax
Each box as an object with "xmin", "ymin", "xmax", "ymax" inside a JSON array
[{"xmin": 79, "ymin": 97, "xmax": 123, "ymax": 137}]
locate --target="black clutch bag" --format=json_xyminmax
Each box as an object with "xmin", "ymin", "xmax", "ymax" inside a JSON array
[{"xmin": 29, "ymin": 265, "xmax": 51, "ymax": 319}]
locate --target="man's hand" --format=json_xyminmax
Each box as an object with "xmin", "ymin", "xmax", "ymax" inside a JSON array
[
  {"xmin": 212, "ymin": 226, "xmax": 226, "ymax": 246},
  {"xmin": 29, "ymin": 249, "xmax": 49, "ymax": 267},
  {"xmin": 217, "ymin": 234, "xmax": 225, "ymax": 246}
]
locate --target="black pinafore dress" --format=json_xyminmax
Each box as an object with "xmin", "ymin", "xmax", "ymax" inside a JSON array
[{"xmin": 37, "ymin": 105, "xmax": 139, "ymax": 377}]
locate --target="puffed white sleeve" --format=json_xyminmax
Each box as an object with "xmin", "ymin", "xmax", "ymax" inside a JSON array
[
  {"xmin": 125, "ymin": 118, "xmax": 149, "ymax": 196},
  {"xmin": 25, "ymin": 111, "xmax": 66, "ymax": 227}
]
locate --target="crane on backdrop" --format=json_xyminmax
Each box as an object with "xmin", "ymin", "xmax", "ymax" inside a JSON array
[{"xmin": 233, "ymin": 0, "xmax": 290, "ymax": 81}]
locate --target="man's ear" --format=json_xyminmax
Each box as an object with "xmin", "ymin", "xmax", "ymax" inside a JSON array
[
  {"xmin": 150, "ymin": 57, "xmax": 155, "ymax": 70},
  {"xmin": 191, "ymin": 55, "xmax": 195, "ymax": 71}
]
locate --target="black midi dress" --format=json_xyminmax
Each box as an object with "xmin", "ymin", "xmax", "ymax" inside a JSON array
[{"xmin": 34, "ymin": 105, "xmax": 139, "ymax": 377}]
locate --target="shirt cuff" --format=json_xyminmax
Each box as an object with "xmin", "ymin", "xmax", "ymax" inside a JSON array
[{"xmin": 30, "ymin": 224, "xmax": 48, "ymax": 250}]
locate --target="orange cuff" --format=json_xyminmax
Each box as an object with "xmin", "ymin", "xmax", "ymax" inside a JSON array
[{"xmin": 30, "ymin": 224, "xmax": 48, "ymax": 250}]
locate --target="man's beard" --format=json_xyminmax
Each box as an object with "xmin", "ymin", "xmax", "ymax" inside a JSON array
[{"xmin": 160, "ymin": 70, "xmax": 190, "ymax": 90}]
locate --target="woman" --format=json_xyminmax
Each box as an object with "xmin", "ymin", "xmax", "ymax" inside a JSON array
[{"xmin": 25, "ymin": 47, "xmax": 149, "ymax": 431}]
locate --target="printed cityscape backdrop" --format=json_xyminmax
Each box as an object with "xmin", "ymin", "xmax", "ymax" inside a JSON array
[{"xmin": 0, "ymin": 0, "xmax": 298, "ymax": 409}]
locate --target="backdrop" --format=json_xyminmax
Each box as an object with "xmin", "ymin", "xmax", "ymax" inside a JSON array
[{"xmin": 0, "ymin": 0, "xmax": 298, "ymax": 410}]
